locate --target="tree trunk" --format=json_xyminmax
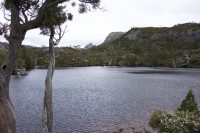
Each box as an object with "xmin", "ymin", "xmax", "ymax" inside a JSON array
[
  {"xmin": 171, "ymin": 45, "xmax": 177, "ymax": 68},
  {"xmin": 0, "ymin": 36, "xmax": 24, "ymax": 133},
  {"xmin": 42, "ymin": 27, "xmax": 55, "ymax": 133},
  {"xmin": 178, "ymin": 49, "xmax": 190, "ymax": 67},
  {"xmin": 0, "ymin": 2, "xmax": 25, "ymax": 132}
]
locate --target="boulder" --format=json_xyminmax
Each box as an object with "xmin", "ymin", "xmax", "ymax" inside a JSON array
[{"xmin": 104, "ymin": 32, "xmax": 124, "ymax": 43}]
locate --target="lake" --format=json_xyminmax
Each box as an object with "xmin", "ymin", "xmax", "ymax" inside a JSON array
[{"xmin": 10, "ymin": 67, "xmax": 200, "ymax": 133}]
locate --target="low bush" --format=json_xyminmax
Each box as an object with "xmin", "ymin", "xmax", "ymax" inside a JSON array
[{"xmin": 149, "ymin": 90, "xmax": 200, "ymax": 133}]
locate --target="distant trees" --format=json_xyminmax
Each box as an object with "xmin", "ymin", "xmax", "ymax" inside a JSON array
[
  {"xmin": 18, "ymin": 46, "xmax": 35, "ymax": 69},
  {"xmin": 0, "ymin": 0, "xmax": 100, "ymax": 132}
]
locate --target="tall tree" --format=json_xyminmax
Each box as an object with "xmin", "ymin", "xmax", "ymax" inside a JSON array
[
  {"xmin": 40, "ymin": 5, "xmax": 70, "ymax": 133},
  {"xmin": 0, "ymin": 0, "xmax": 100, "ymax": 132}
]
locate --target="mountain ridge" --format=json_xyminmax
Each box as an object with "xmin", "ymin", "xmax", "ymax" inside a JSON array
[{"xmin": 0, "ymin": 22, "xmax": 200, "ymax": 68}]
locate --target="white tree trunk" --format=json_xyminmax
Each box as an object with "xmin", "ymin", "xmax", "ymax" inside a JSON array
[
  {"xmin": 42, "ymin": 27, "xmax": 55, "ymax": 133},
  {"xmin": 171, "ymin": 45, "xmax": 177, "ymax": 68}
]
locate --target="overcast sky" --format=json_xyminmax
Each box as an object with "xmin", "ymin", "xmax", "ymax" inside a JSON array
[{"xmin": 0, "ymin": 0, "xmax": 200, "ymax": 47}]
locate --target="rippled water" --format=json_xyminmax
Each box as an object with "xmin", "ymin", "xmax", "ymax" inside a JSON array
[{"xmin": 10, "ymin": 67, "xmax": 200, "ymax": 133}]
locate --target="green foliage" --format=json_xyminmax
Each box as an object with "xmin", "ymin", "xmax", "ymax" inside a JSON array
[
  {"xmin": 149, "ymin": 90, "xmax": 200, "ymax": 133},
  {"xmin": 16, "ymin": 58, "xmax": 26, "ymax": 69},
  {"xmin": 172, "ymin": 23, "xmax": 200, "ymax": 31},
  {"xmin": 178, "ymin": 90, "xmax": 199, "ymax": 113},
  {"xmin": 42, "ymin": 5, "xmax": 67, "ymax": 27},
  {"xmin": 0, "ymin": 50, "xmax": 6, "ymax": 65},
  {"xmin": 40, "ymin": 5, "xmax": 69, "ymax": 36},
  {"xmin": 149, "ymin": 110, "xmax": 162, "ymax": 129},
  {"xmin": 0, "ymin": 42, "xmax": 8, "ymax": 65},
  {"xmin": 149, "ymin": 110, "xmax": 200, "ymax": 133},
  {"xmin": 18, "ymin": 46, "xmax": 36, "ymax": 69},
  {"xmin": 4, "ymin": 0, "xmax": 11, "ymax": 10}
]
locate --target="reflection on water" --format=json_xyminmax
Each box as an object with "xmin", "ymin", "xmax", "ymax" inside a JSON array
[
  {"xmin": 128, "ymin": 70, "xmax": 180, "ymax": 74},
  {"xmin": 10, "ymin": 67, "xmax": 200, "ymax": 133}
]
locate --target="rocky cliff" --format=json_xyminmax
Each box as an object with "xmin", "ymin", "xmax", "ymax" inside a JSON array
[
  {"xmin": 96, "ymin": 23, "xmax": 200, "ymax": 67},
  {"xmin": 123, "ymin": 27, "xmax": 200, "ymax": 42},
  {"xmin": 104, "ymin": 32, "xmax": 124, "ymax": 43},
  {"xmin": 104, "ymin": 23, "xmax": 200, "ymax": 43},
  {"xmin": 85, "ymin": 43, "xmax": 95, "ymax": 49}
]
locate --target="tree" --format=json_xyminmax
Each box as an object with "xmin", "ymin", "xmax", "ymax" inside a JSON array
[
  {"xmin": 178, "ymin": 89, "xmax": 199, "ymax": 112},
  {"xmin": 40, "ymin": 5, "xmax": 69, "ymax": 133},
  {"xmin": 0, "ymin": 0, "xmax": 101, "ymax": 132}
]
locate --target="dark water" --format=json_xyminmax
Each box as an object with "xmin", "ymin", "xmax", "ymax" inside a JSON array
[{"xmin": 10, "ymin": 67, "xmax": 200, "ymax": 133}]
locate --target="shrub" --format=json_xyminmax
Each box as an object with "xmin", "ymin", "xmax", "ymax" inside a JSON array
[
  {"xmin": 149, "ymin": 90, "xmax": 200, "ymax": 133},
  {"xmin": 178, "ymin": 89, "xmax": 199, "ymax": 113},
  {"xmin": 149, "ymin": 110, "xmax": 200, "ymax": 132}
]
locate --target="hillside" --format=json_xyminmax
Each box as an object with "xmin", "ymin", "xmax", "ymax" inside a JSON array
[
  {"xmin": 0, "ymin": 22, "xmax": 200, "ymax": 68},
  {"xmin": 88, "ymin": 22, "xmax": 200, "ymax": 67}
]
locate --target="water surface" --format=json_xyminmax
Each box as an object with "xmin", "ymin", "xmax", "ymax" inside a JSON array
[{"xmin": 10, "ymin": 67, "xmax": 200, "ymax": 133}]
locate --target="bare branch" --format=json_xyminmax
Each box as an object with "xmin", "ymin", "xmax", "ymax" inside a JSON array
[
  {"xmin": 0, "ymin": 23, "xmax": 10, "ymax": 38},
  {"xmin": 21, "ymin": 0, "xmax": 70, "ymax": 31},
  {"xmin": 0, "ymin": 4, "xmax": 11, "ymax": 21},
  {"xmin": 21, "ymin": 9, "xmax": 28, "ymax": 23},
  {"xmin": 46, "ymin": 0, "xmax": 70, "ymax": 7},
  {"xmin": 3, "ymin": 13, "xmax": 11, "ymax": 21},
  {"xmin": 97, "ymin": 6, "xmax": 107, "ymax": 12},
  {"xmin": 54, "ymin": 25, "xmax": 67, "ymax": 45},
  {"xmin": 19, "ymin": 16, "xmax": 25, "ymax": 24}
]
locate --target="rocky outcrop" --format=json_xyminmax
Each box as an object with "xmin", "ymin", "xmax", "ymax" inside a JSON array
[
  {"xmin": 104, "ymin": 32, "xmax": 124, "ymax": 43},
  {"xmin": 168, "ymin": 29, "xmax": 200, "ymax": 42},
  {"xmin": 16, "ymin": 68, "xmax": 27, "ymax": 75},
  {"xmin": 123, "ymin": 28, "xmax": 200, "ymax": 42},
  {"xmin": 124, "ymin": 29, "xmax": 142, "ymax": 40},
  {"xmin": 150, "ymin": 33, "xmax": 162, "ymax": 41},
  {"xmin": 12, "ymin": 68, "xmax": 27, "ymax": 76},
  {"xmin": 85, "ymin": 43, "xmax": 95, "ymax": 49},
  {"xmin": 179, "ymin": 29, "xmax": 200, "ymax": 42}
]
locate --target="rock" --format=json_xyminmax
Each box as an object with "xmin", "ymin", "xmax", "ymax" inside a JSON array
[
  {"xmin": 104, "ymin": 32, "xmax": 124, "ymax": 43},
  {"xmin": 170, "ymin": 29, "xmax": 200, "ymax": 42},
  {"xmin": 124, "ymin": 29, "xmax": 141, "ymax": 40},
  {"xmin": 190, "ymin": 29, "xmax": 200, "ymax": 41},
  {"xmin": 85, "ymin": 43, "xmax": 95, "ymax": 49},
  {"xmin": 150, "ymin": 33, "xmax": 162, "ymax": 41},
  {"xmin": 123, "ymin": 26, "xmax": 200, "ymax": 42},
  {"xmin": 16, "ymin": 68, "xmax": 27, "ymax": 76},
  {"xmin": 169, "ymin": 31, "xmax": 179, "ymax": 40}
]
